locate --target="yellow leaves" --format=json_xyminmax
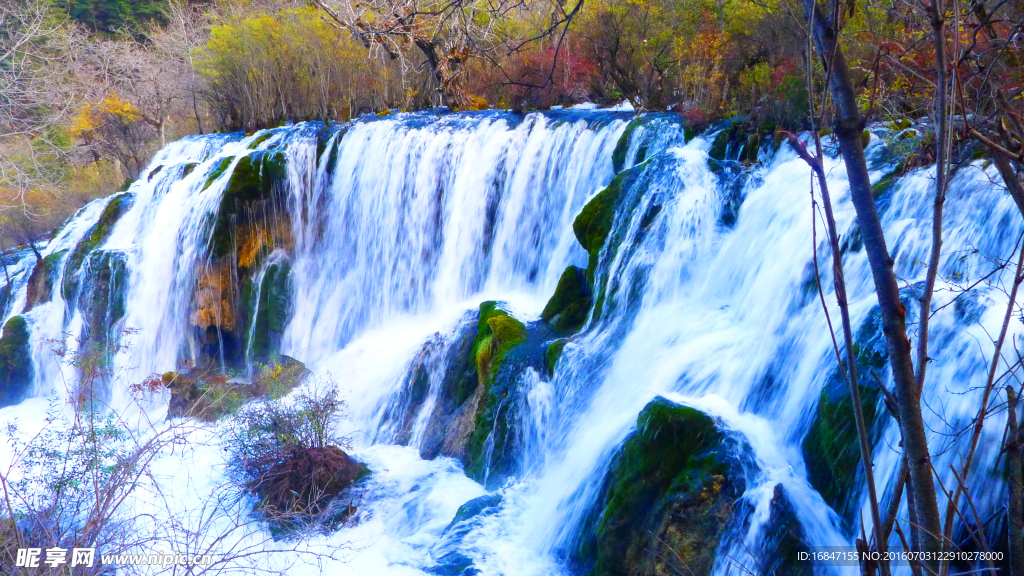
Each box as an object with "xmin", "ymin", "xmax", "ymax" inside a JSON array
[{"xmin": 69, "ymin": 93, "xmax": 140, "ymax": 139}]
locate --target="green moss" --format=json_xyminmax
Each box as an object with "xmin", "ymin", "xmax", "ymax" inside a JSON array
[
  {"xmin": 202, "ymin": 157, "xmax": 233, "ymax": 191},
  {"xmin": 708, "ymin": 129, "xmax": 730, "ymax": 161},
  {"xmin": 546, "ymin": 339, "xmax": 567, "ymax": 376},
  {"xmin": 574, "ymin": 174, "xmax": 627, "ymax": 286},
  {"xmin": 209, "ymin": 150, "xmax": 288, "ymax": 257},
  {"xmin": 802, "ymin": 307, "xmax": 888, "ymax": 533},
  {"xmin": 247, "ymin": 261, "xmax": 293, "ymax": 360},
  {"xmin": 247, "ymin": 131, "xmax": 275, "ymax": 150},
  {"xmin": 464, "ymin": 302, "xmax": 528, "ymax": 482},
  {"xmin": 579, "ymin": 397, "xmax": 741, "ymax": 576},
  {"xmin": 182, "ymin": 162, "xmax": 198, "ymax": 177},
  {"xmin": 542, "ymin": 266, "xmax": 592, "ymax": 334},
  {"xmin": 63, "ymin": 193, "xmax": 134, "ymax": 303},
  {"xmin": 612, "ymin": 118, "xmax": 642, "ymax": 173},
  {"xmin": 0, "ymin": 315, "xmax": 33, "ymax": 407}
]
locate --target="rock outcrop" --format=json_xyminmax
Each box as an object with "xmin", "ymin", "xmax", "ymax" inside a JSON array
[
  {"xmin": 0, "ymin": 316, "xmax": 32, "ymax": 407},
  {"xmin": 574, "ymin": 397, "xmax": 745, "ymax": 576}
]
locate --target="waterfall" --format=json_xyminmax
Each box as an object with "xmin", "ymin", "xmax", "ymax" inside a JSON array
[{"xmin": 0, "ymin": 110, "xmax": 1017, "ymax": 576}]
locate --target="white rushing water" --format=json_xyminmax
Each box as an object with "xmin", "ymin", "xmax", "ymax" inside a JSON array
[{"xmin": 0, "ymin": 111, "xmax": 1019, "ymax": 575}]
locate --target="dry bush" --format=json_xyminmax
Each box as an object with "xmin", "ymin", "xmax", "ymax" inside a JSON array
[{"xmin": 223, "ymin": 379, "xmax": 369, "ymax": 536}]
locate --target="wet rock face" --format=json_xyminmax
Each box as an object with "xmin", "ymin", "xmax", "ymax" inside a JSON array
[
  {"xmin": 24, "ymin": 250, "xmax": 66, "ymax": 311},
  {"xmin": 542, "ymin": 266, "xmax": 592, "ymax": 334},
  {"xmin": 383, "ymin": 301, "xmax": 555, "ymax": 488},
  {"xmin": 574, "ymin": 397, "xmax": 745, "ymax": 576},
  {"xmin": 77, "ymin": 250, "xmax": 129, "ymax": 359},
  {"xmin": 802, "ymin": 303, "xmax": 889, "ymax": 533},
  {"xmin": 246, "ymin": 260, "xmax": 292, "ymax": 361},
  {"xmin": 188, "ymin": 149, "xmax": 293, "ymax": 371},
  {"xmin": 759, "ymin": 484, "xmax": 812, "ymax": 576},
  {"xmin": 62, "ymin": 192, "xmax": 135, "ymax": 309},
  {"xmin": 165, "ymin": 355, "xmax": 310, "ymax": 421},
  {"xmin": 0, "ymin": 316, "xmax": 33, "ymax": 407}
]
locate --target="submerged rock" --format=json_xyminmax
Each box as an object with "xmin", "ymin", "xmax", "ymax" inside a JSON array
[
  {"xmin": 759, "ymin": 484, "xmax": 812, "ymax": 576},
  {"xmin": 0, "ymin": 316, "xmax": 32, "ymax": 407},
  {"xmin": 575, "ymin": 397, "xmax": 745, "ymax": 576}
]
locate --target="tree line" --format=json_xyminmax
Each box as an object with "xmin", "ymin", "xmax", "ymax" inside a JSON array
[{"xmin": 2, "ymin": 0, "xmax": 1024, "ymax": 574}]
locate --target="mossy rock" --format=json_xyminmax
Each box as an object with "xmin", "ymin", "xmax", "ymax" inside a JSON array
[
  {"xmin": 209, "ymin": 150, "xmax": 288, "ymax": 258},
  {"xmin": 541, "ymin": 266, "xmax": 592, "ymax": 334},
  {"xmin": 574, "ymin": 173, "xmax": 628, "ymax": 286},
  {"xmin": 0, "ymin": 316, "xmax": 33, "ymax": 407},
  {"xmin": 166, "ymin": 355, "xmax": 309, "ymax": 421},
  {"xmin": 247, "ymin": 260, "xmax": 293, "ymax": 360},
  {"xmin": 25, "ymin": 249, "xmax": 67, "ymax": 310},
  {"xmin": 802, "ymin": 305, "xmax": 889, "ymax": 533},
  {"xmin": 247, "ymin": 131, "xmax": 276, "ymax": 150},
  {"xmin": 612, "ymin": 118, "xmax": 642, "ymax": 173},
  {"xmin": 575, "ymin": 397, "xmax": 744, "ymax": 576},
  {"xmin": 202, "ymin": 157, "xmax": 234, "ymax": 191},
  {"xmin": 708, "ymin": 120, "xmax": 776, "ymax": 165},
  {"xmin": 546, "ymin": 339, "xmax": 567, "ymax": 376},
  {"xmin": 62, "ymin": 193, "xmax": 135, "ymax": 305},
  {"xmin": 403, "ymin": 312, "xmax": 482, "ymax": 460},
  {"xmin": 708, "ymin": 129, "xmax": 731, "ymax": 161},
  {"xmin": 464, "ymin": 302, "xmax": 529, "ymax": 484},
  {"xmin": 78, "ymin": 250, "xmax": 129, "ymax": 361},
  {"xmin": 443, "ymin": 493, "xmax": 503, "ymax": 534}
]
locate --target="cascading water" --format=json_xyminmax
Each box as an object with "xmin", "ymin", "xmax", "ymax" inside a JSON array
[{"xmin": 0, "ymin": 109, "xmax": 1018, "ymax": 576}]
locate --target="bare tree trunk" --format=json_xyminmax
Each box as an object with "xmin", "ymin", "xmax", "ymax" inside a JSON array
[
  {"xmin": 799, "ymin": 0, "xmax": 944, "ymax": 566},
  {"xmin": 1008, "ymin": 386, "xmax": 1024, "ymax": 576},
  {"xmin": 789, "ymin": 134, "xmax": 888, "ymax": 574},
  {"xmin": 916, "ymin": 0, "xmax": 950, "ymax": 393}
]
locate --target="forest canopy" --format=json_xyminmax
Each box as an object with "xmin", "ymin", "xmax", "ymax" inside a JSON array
[{"xmin": 0, "ymin": 0, "xmax": 1022, "ymax": 245}]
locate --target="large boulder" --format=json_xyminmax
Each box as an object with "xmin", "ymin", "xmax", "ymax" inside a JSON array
[
  {"xmin": 383, "ymin": 301, "xmax": 555, "ymax": 488},
  {"xmin": 0, "ymin": 316, "xmax": 32, "ymax": 407},
  {"xmin": 574, "ymin": 397, "xmax": 745, "ymax": 576}
]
